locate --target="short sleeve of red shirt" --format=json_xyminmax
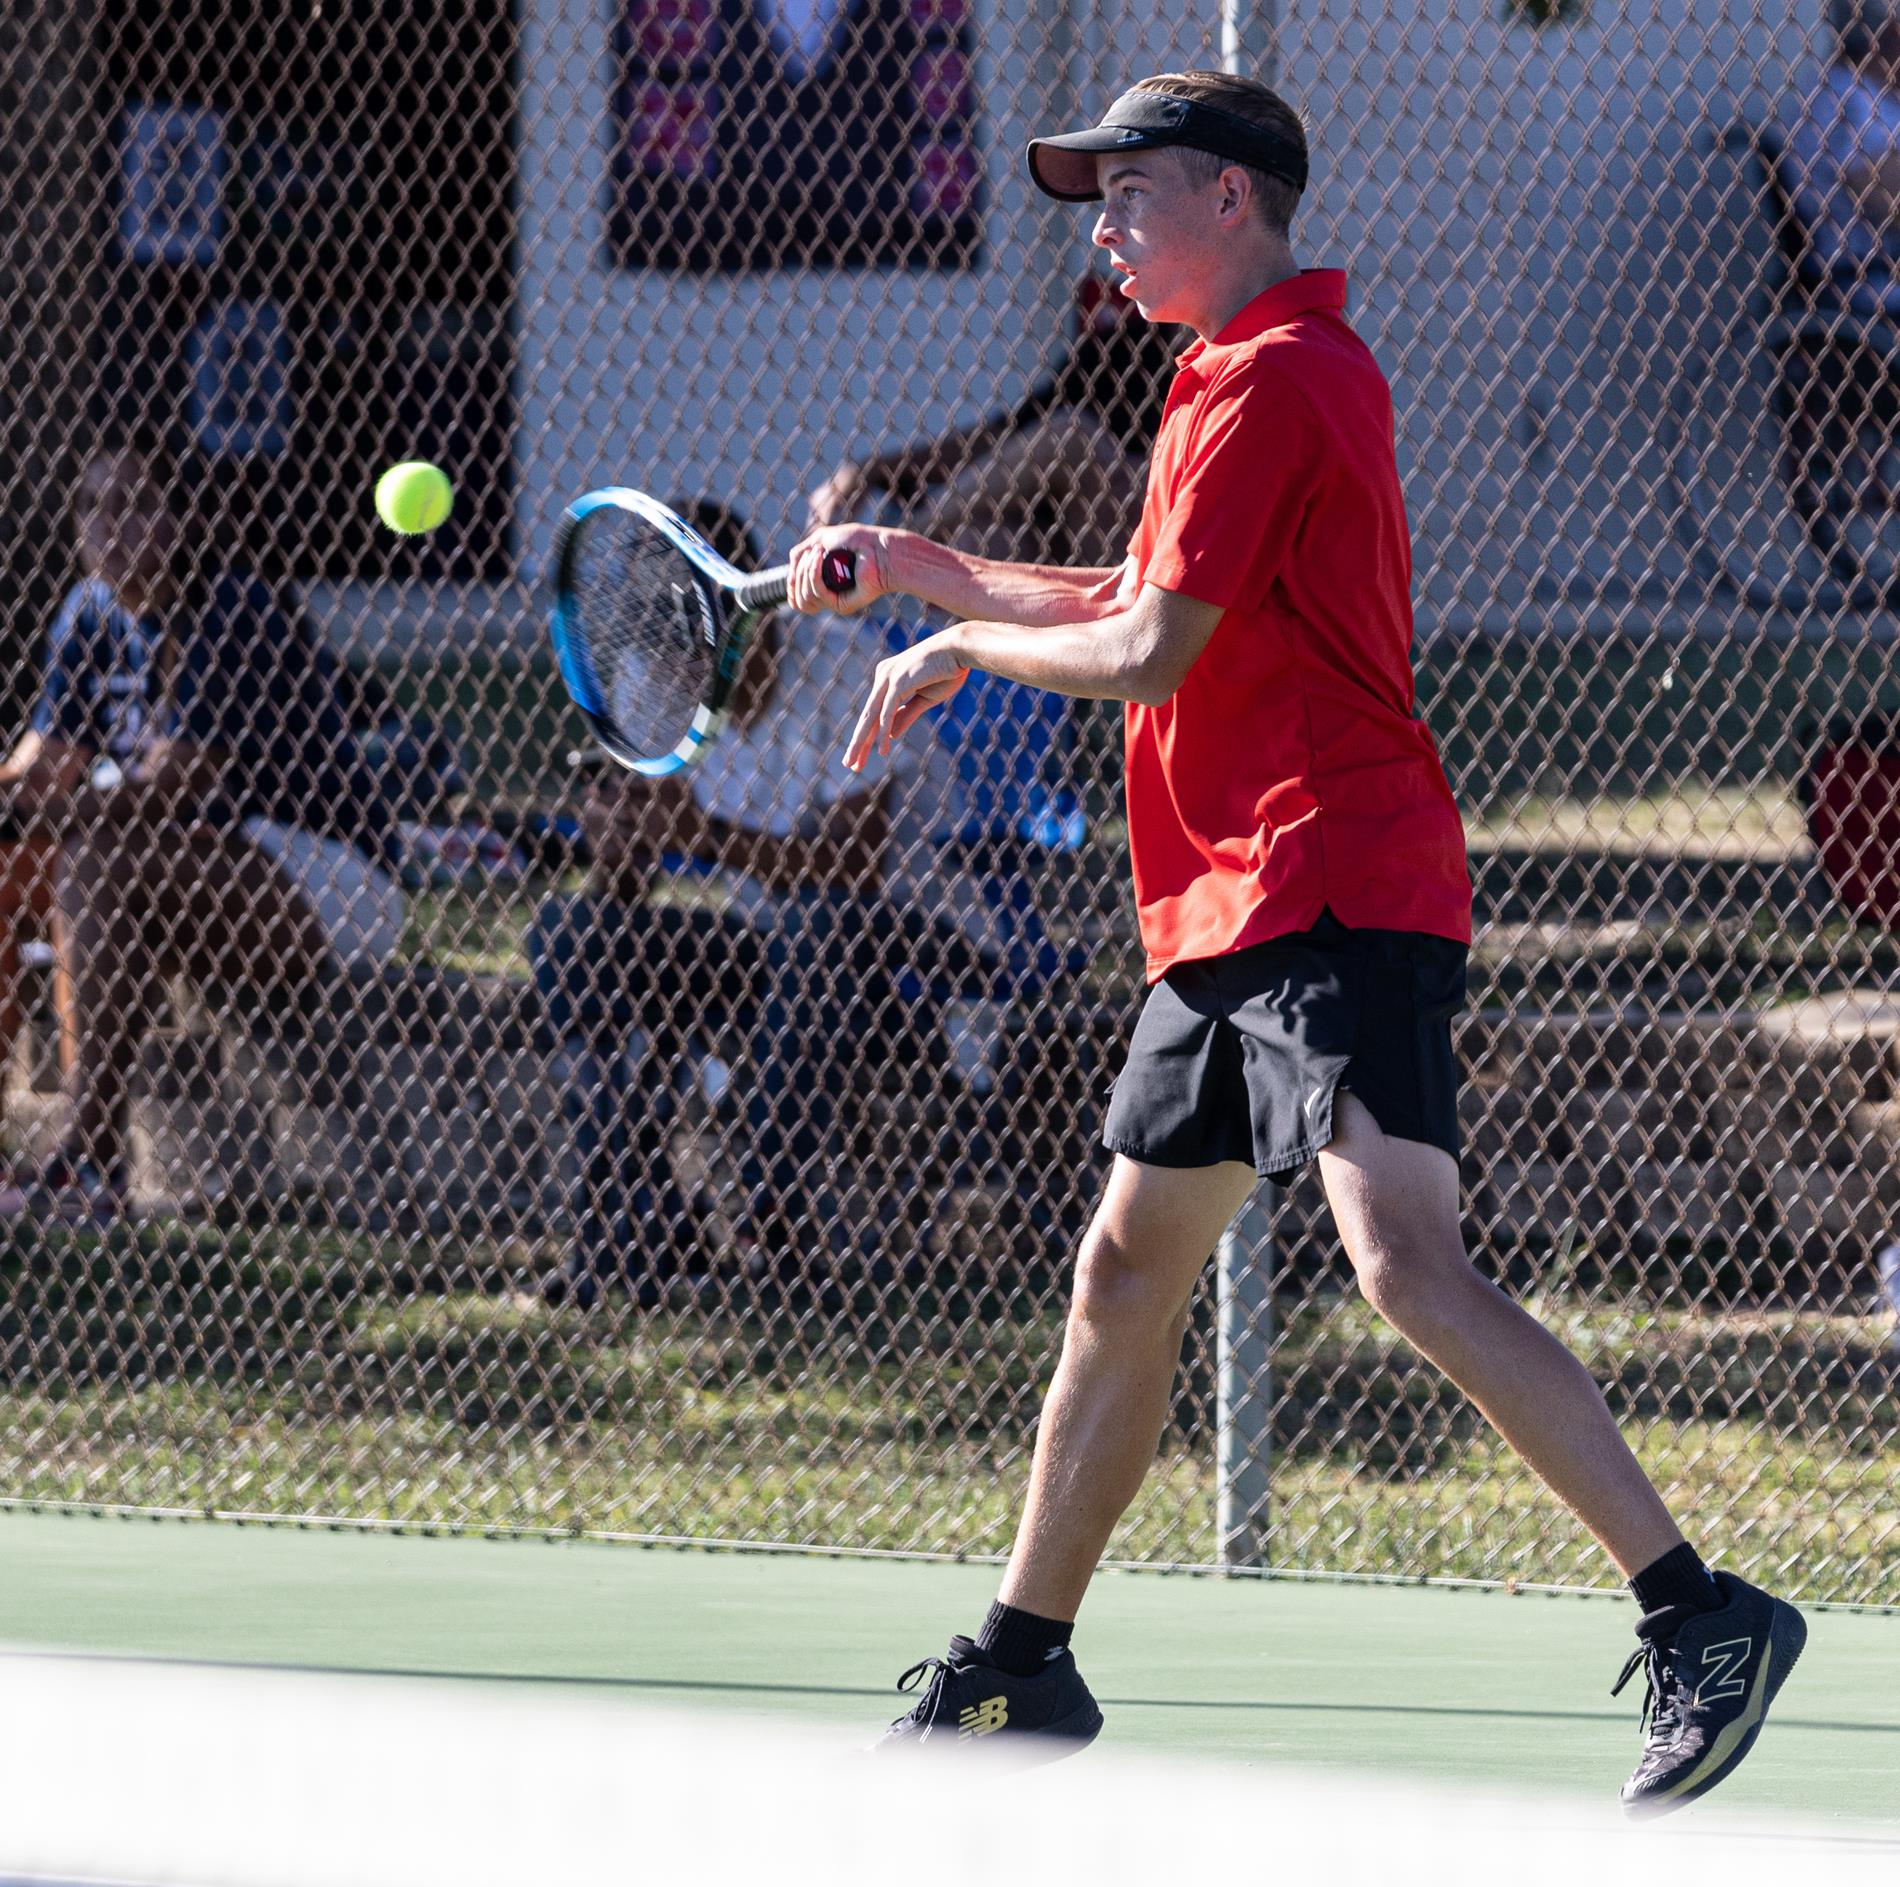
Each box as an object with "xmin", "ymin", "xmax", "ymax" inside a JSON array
[{"xmin": 1141, "ymin": 364, "xmax": 1321, "ymax": 615}]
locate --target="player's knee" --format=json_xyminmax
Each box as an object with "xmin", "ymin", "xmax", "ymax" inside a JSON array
[
  {"xmin": 1070, "ymin": 1225, "xmax": 1180, "ymax": 1333},
  {"xmin": 1349, "ymin": 1231, "xmax": 1469, "ymax": 1334}
]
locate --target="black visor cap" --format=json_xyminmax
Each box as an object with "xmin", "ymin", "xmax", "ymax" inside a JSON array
[{"xmin": 1026, "ymin": 87, "xmax": 1308, "ymax": 203}]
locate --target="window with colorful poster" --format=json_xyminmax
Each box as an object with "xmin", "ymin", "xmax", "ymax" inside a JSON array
[{"xmin": 610, "ymin": 0, "xmax": 981, "ymax": 271}]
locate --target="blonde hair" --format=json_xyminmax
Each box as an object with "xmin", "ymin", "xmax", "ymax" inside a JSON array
[{"xmin": 1132, "ymin": 71, "xmax": 1307, "ymax": 236}]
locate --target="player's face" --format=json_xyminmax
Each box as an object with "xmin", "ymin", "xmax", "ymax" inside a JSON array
[{"xmin": 1089, "ymin": 150, "xmax": 1224, "ymax": 325}]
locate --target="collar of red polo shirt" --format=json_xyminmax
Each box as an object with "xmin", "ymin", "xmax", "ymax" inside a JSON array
[{"xmin": 1176, "ymin": 269, "xmax": 1349, "ymax": 371}]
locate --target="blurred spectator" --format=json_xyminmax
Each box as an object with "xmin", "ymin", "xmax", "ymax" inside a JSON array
[
  {"xmin": 1776, "ymin": 3, "xmax": 1900, "ymax": 548},
  {"xmin": 807, "ymin": 273, "xmax": 1161, "ymax": 864},
  {"xmin": 529, "ymin": 501, "xmax": 995, "ymax": 1310},
  {"xmin": 0, "ymin": 444, "xmax": 401, "ymax": 1219},
  {"xmin": 806, "ymin": 271, "xmax": 1173, "ymax": 565},
  {"xmin": 1783, "ymin": 4, "xmax": 1900, "ymax": 313},
  {"xmin": 526, "ymin": 511, "xmax": 772, "ymax": 1308}
]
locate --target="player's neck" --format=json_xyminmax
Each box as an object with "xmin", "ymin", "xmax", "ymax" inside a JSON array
[{"xmin": 1189, "ymin": 247, "xmax": 1300, "ymax": 343}]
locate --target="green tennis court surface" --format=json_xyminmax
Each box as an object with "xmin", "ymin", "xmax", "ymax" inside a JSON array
[{"xmin": 3, "ymin": 1511, "xmax": 1894, "ymax": 1825}]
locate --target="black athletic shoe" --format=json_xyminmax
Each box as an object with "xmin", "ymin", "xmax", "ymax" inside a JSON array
[
  {"xmin": 1614, "ymin": 1570, "xmax": 1807, "ymax": 1820},
  {"xmin": 871, "ymin": 1635, "xmax": 1104, "ymax": 1761}
]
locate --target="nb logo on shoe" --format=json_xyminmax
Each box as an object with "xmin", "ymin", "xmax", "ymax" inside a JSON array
[
  {"xmin": 1699, "ymin": 1637, "xmax": 1753, "ymax": 1702},
  {"xmin": 957, "ymin": 1696, "xmax": 1009, "ymax": 1737}
]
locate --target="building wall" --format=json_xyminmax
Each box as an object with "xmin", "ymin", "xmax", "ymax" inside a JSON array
[
  {"xmin": 512, "ymin": 0, "xmax": 1233, "ymax": 577},
  {"xmin": 1280, "ymin": 0, "xmax": 1828, "ymax": 619},
  {"xmin": 512, "ymin": 0, "xmax": 1835, "ymax": 625}
]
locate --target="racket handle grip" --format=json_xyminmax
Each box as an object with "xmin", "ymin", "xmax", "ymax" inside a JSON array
[{"xmin": 731, "ymin": 548, "xmax": 858, "ymax": 614}]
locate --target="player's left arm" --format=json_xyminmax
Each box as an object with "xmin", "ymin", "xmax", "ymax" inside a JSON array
[{"xmin": 842, "ymin": 582, "xmax": 1220, "ymax": 773}]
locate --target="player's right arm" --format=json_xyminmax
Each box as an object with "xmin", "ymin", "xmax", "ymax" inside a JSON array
[{"xmin": 786, "ymin": 523, "xmax": 1130, "ymax": 628}]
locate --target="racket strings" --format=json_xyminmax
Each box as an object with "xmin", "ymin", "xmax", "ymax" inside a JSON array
[{"xmin": 574, "ymin": 513, "xmax": 717, "ymax": 759}]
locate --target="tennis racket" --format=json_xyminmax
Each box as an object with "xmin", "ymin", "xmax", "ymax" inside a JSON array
[{"xmin": 548, "ymin": 487, "xmax": 856, "ymax": 776}]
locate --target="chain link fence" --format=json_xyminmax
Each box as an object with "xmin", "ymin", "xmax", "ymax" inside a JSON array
[{"xmin": 1, "ymin": 0, "xmax": 1897, "ymax": 1605}]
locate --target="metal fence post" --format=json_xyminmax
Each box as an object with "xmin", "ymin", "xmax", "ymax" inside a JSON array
[
  {"xmin": 1215, "ymin": 1183, "xmax": 1276, "ymax": 1569},
  {"xmin": 1220, "ymin": 0, "xmax": 1277, "ymax": 79},
  {"xmin": 1213, "ymin": 0, "xmax": 1276, "ymax": 1577}
]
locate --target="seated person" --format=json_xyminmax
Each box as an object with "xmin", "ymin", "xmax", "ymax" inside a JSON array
[
  {"xmin": 808, "ymin": 276, "xmax": 1156, "ymax": 877},
  {"xmin": 806, "ymin": 270, "xmax": 1173, "ymax": 567},
  {"xmin": 527, "ymin": 538, "xmax": 773, "ymax": 1309},
  {"xmin": 1777, "ymin": 4, "xmax": 1900, "ymax": 545},
  {"xmin": 529, "ymin": 502, "xmax": 994, "ymax": 1309},
  {"xmin": 0, "ymin": 442, "xmax": 402, "ymax": 1218}
]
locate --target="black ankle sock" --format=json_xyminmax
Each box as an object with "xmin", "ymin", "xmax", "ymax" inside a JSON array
[
  {"xmin": 1629, "ymin": 1542, "xmax": 1723, "ymax": 1624},
  {"xmin": 975, "ymin": 1601, "xmax": 1074, "ymax": 1677}
]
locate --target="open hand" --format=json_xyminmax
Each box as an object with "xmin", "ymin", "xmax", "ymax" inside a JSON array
[{"xmin": 843, "ymin": 631, "xmax": 969, "ymax": 772}]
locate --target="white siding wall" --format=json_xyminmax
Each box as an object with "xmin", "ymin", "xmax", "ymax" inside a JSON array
[
  {"xmin": 513, "ymin": 0, "xmax": 1837, "ymax": 624},
  {"xmin": 514, "ymin": 0, "xmax": 1230, "ymax": 576}
]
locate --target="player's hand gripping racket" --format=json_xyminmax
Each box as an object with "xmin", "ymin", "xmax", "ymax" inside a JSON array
[{"xmin": 548, "ymin": 488, "xmax": 855, "ymax": 775}]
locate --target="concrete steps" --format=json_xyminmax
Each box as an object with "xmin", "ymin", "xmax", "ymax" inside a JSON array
[
  {"xmin": 8, "ymin": 965, "xmax": 1900, "ymax": 1274},
  {"xmin": 1451, "ymin": 997, "xmax": 1900, "ymax": 1270}
]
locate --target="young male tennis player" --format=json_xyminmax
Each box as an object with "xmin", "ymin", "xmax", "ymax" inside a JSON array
[{"xmin": 787, "ymin": 70, "xmax": 1805, "ymax": 1817}]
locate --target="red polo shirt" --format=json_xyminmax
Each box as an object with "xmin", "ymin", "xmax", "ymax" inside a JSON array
[{"xmin": 1126, "ymin": 269, "xmax": 1471, "ymax": 979}]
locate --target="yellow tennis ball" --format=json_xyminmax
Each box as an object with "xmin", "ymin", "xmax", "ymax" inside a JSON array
[{"xmin": 375, "ymin": 461, "xmax": 453, "ymax": 535}]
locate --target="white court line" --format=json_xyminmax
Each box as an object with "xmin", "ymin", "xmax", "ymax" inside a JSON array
[{"xmin": 0, "ymin": 1651, "xmax": 1891, "ymax": 1887}]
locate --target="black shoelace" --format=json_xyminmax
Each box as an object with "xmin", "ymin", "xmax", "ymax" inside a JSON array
[
  {"xmin": 1612, "ymin": 1639, "xmax": 1685, "ymax": 1742},
  {"xmin": 891, "ymin": 1654, "xmax": 962, "ymax": 1735},
  {"xmin": 896, "ymin": 1656, "xmax": 948, "ymax": 1694}
]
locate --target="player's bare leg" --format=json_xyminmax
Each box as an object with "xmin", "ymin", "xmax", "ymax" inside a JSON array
[
  {"xmin": 999, "ymin": 1103, "xmax": 1682, "ymax": 1611},
  {"xmin": 872, "ymin": 1155, "xmax": 1250, "ymax": 1755},
  {"xmin": 996, "ymin": 1154, "xmax": 1254, "ymax": 1619},
  {"xmin": 996, "ymin": 1098, "xmax": 1684, "ymax": 1614},
  {"xmin": 1317, "ymin": 1091, "xmax": 1804, "ymax": 1817},
  {"xmin": 1317, "ymin": 1092, "xmax": 1682, "ymax": 1575}
]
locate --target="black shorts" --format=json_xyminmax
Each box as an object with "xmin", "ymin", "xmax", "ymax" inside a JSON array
[{"xmin": 1101, "ymin": 910, "xmax": 1467, "ymax": 1186}]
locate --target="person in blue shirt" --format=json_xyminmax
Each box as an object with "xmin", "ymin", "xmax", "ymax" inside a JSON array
[
  {"xmin": 1778, "ymin": 4, "xmax": 1900, "ymax": 552},
  {"xmin": 0, "ymin": 443, "xmax": 401, "ymax": 1218},
  {"xmin": 1784, "ymin": 4, "xmax": 1900, "ymax": 315}
]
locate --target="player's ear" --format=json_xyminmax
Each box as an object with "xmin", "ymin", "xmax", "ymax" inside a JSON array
[{"xmin": 1216, "ymin": 164, "xmax": 1252, "ymax": 226}]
